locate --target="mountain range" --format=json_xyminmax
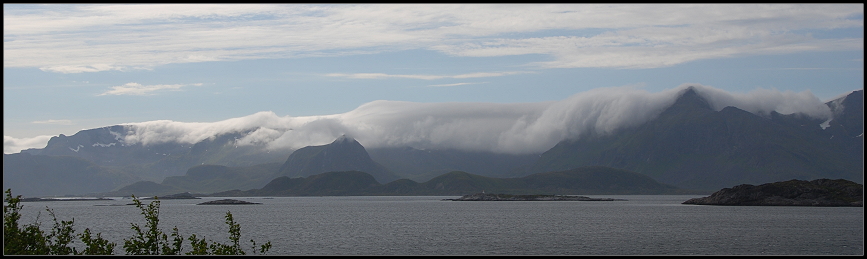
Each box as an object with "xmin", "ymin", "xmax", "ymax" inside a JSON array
[
  {"xmin": 206, "ymin": 166, "xmax": 685, "ymax": 197},
  {"xmin": 3, "ymin": 87, "xmax": 863, "ymax": 197},
  {"xmin": 527, "ymin": 88, "xmax": 864, "ymax": 190}
]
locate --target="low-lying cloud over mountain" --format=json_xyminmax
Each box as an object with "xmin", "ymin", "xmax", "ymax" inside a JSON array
[
  {"xmin": 4, "ymin": 135, "xmax": 55, "ymax": 154},
  {"xmin": 5, "ymin": 84, "xmax": 840, "ymax": 155}
]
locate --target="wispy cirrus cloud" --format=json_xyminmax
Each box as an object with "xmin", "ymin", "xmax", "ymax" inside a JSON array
[
  {"xmin": 433, "ymin": 30, "xmax": 864, "ymax": 69},
  {"xmin": 98, "ymin": 82, "xmax": 204, "ymax": 96},
  {"xmin": 3, "ymin": 4, "xmax": 861, "ymax": 72},
  {"xmin": 31, "ymin": 119, "xmax": 73, "ymax": 125},
  {"xmin": 427, "ymin": 82, "xmax": 486, "ymax": 87},
  {"xmin": 767, "ymin": 67, "xmax": 862, "ymax": 70},
  {"xmin": 325, "ymin": 71, "xmax": 531, "ymax": 80},
  {"xmin": 39, "ymin": 64, "xmax": 129, "ymax": 74}
]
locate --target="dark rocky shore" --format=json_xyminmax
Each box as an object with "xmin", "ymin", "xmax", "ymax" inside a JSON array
[
  {"xmin": 682, "ymin": 179, "xmax": 863, "ymax": 207},
  {"xmin": 19, "ymin": 197, "xmax": 113, "ymax": 202},
  {"xmin": 197, "ymin": 199, "xmax": 261, "ymax": 205},
  {"xmin": 444, "ymin": 193, "xmax": 627, "ymax": 201}
]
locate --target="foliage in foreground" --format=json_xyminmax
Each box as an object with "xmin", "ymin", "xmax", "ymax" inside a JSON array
[{"xmin": 3, "ymin": 189, "xmax": 271, "ymax": 255}]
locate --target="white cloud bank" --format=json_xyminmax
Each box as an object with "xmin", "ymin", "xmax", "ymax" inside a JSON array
[
  {"xmin": 31, "ymin": 119, "xmax": 73, "ymax": 125},
  {"xmin": 67, "ymin": 84, "xmax": 830, "ymax": 156},
  {"xmin": 4, "ymin": 4, "xmax": 862, "ymax": 72},
  {"xmin": 427, "ymin": 82, "xmax": 485, "ymax": 87},
  {"xmin": 325, "ymin": 71, "xmax": 531, "ymax": 80},
  {"xmin": 98, "ymin": 82, "xmax": 203, "ymax": 96},
  {"xmin": 3, "ymin": 84, "xmax": 836, "ymax": 154},
  {"xmin": 4, "ymin": 135, "xmax": 55, "ymax": 154}
]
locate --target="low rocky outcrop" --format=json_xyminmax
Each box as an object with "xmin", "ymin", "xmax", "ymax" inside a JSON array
[
  {"xmin": 682, "ymin": 179, "xmax": 863, "ymax": 207},
  {"xmin": 444, "ymin": 193, "xmax": 627, "ymax": 201},
  {"xmin": 142, "ymin": 192, "xmax": 201, "ymax": 200},
  {"xmin": 19, "ymin": 197, "xmax": 113, "ymax": 202},
  {"xmin": 197, "ymin": 199, "xmax": 261, "ymax": 205}
]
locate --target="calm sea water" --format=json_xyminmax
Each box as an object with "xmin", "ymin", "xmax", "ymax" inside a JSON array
[{"xmin": 12, "ymin": 195, "xmax": 864, "ymax": 255}]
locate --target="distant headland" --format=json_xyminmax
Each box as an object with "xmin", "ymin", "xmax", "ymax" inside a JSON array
[
  {"xmin": 19, "ymin": 197, "xmax": 112, "ymax": 202},
  {"xmin": 682, "ymin": 179, "xmax": 863, "ymax": 207},
  {"xmin": 443, "ymin": 192, "xmax": 627, "ymax": 201},
  {"xmin": 197, "ymin": 199, "xmax": 261, "ymax": 205}
]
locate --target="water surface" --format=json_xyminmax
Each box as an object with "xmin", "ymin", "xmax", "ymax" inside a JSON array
[{"xmin": 14, "ymin": 195, "xmax": 864, "ymax": 255}]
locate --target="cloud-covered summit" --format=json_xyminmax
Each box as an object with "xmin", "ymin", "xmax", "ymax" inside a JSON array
[{"xmin": 88, "ymin": 84, "xmax": 832, "ymax": 155}]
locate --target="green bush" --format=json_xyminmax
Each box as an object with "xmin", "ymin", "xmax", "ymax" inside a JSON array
[{"xmin": 3, "ymin": 189, "xmax": 270, "ymax": 255}]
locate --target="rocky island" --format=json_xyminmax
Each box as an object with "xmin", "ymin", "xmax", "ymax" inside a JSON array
[
  {"xmin": 444, "ymin": 193, "xmax": 627, "ymax": 201},
  {"xmin": 682, "ymin": 178, "xmax": 863, "ymax": 207},
  {"xmin": 141, "ymin": 192, "xmax": 201, "ymax": 200},
  {"xmin": 197, "ymin": 199, "xmax": 261, "ymax": 205}
]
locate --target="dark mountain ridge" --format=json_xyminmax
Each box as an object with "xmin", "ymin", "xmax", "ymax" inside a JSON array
[
  {"xmin": 2, "ymin": 152, "xmax": 141, "ymax": 197},
  {"xmin": 367, "ymin": 146, "xmax": 539, "ymax": 182},
  {"xmin": 4, "ymin": 88, "xmax": 862, "ymax": 197},
  {"xmin": 22, "ymin": 126, "xmax": 291, "ymax": 182},
  {"xmin": 276, "ymin": 135, "xmax": 399, "ymax": 184},
  {"xmin": 6, "ymin": 127, "xmax": 293, "ymax": 196},
  {"xmin": 527, "ymin": 87, "xmax": 863, "ymax": 191},
  {"xmin": 159, "ymin": 163, "xmax": 283, "ymax": 194},
  {"xmin": 209, "ymin": 166, "xmax": 690, "ymax": 197}
]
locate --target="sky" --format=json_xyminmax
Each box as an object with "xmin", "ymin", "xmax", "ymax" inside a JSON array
[{"xmin": 3, "ymin": 4, "xmax": 864, "ymax": 154}]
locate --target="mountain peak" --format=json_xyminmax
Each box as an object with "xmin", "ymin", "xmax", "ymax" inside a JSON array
[
  {"xmin": 670, "ymin": 86, "xmax": 713, "ymax": 111},
  {"xmin": 332, "ymin": 134, "xmax": 355, "ymax": 144},
  {"xmin": 278, "ymin": 133, "xmax": 398, "ymax": 183},
  {"xmin": 824, "ymin": 89, "xmax": 864, "ymax": 138}
]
